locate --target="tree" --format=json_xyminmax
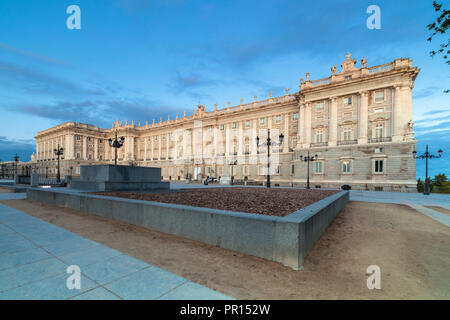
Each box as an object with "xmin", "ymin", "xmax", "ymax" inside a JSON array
[
  {"xmin": 417, "ymin": 178, "xmax": 424, "ymax": 192},
  {"xmin": 434, "ymin": 173, "xmax": 447, "ymax": 186},
  {"xmin": 427, "ymin": 1, "xmax": 450, "ymax": 93}
]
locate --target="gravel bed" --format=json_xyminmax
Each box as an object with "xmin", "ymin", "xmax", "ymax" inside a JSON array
[{"xmin": 92, "ymin": 187, "xmax": 338, "ymax": 216}]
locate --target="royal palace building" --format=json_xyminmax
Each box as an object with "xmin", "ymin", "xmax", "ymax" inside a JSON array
[{"xmin": 33, "ymin": 54, "xmax": 420, "ymax": 191}]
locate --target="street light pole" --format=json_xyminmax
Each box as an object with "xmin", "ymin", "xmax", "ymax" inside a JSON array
[
  {"xmin": 413, "ymin": 144, "xmax": 443, "ymax": 195},
  {"xmin": 299, "ymin": 151, "xmax": 318, "ymax": 189},
  {"xmin": 228, "ymin": 160, "xmax": 237, "ymax": 185},
  {"xmin": 14, "ymin": 154, "xmax": 19, "ymax": 176},
  {"xmin": 108, "ymin": 131, "xmax": 125, "ymax": 166},
  {"xmin": 53, "ymin": 144, "xmax": 64, "ymax": 183},
  {"xmin": 256, "ymin": 129, "xmax": 284, "ymax": 188}
]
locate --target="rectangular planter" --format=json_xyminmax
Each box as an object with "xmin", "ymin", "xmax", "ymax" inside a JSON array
[{"xmin": 26, "ymin": 188, "xmax": 349, "ymax": 270}]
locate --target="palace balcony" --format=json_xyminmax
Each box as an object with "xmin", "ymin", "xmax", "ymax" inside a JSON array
[
  {"xmin": 337, "ymin": 139, "xmax": 358, "ymax": 146},
  {"xmin": 369, "ymin": 137, "xmax": 392, "ymax": 143}
]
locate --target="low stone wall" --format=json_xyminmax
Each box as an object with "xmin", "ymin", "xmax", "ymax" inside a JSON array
[{"xmin": 26, "ymin": 188, "xmax": 349, "ymax": 270}]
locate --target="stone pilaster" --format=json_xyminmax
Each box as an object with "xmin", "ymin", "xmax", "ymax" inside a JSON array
[
  {"xmin": 358, "ymin": 91, "xmax": 369, "ymax": 144},
  {"xmin": 283, "ymin": 113, "xmax": 289, "ymax": 152},
  {"xmin": 303, "ymin": 103, "xmax": 312, "ymax": 147},
  {"xmin": 328, "ymin": 98, "xmax": 337, "ymax": 146}
]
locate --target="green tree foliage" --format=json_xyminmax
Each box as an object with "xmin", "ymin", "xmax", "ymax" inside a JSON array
[
  {"xmin": 417, "ymin": 178, "xmax": 424, "ymax": 192},
  {"xmin": 427, "ymin": 1, "xmax": 450, "ymax": 93},
  {"xmin": 433, "ymin": 173, "xmax": 447, "ymax": 185}
]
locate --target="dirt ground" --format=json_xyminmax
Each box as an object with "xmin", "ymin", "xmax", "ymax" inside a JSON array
[
  {"xmin": 0, "ymin": 187, "xmax": 13, "ymax": 193},
  {"xmin": 92, "ymin": 188, "xmax": 338, "ymax": 216},
  {"xmin": 1, "ymin": 198, "xmax": 449, "ymax": 299}
]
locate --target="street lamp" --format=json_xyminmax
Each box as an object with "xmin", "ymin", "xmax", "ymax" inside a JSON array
[
  {"xmin": 299, "ymin": 151, "xmax": 318, "ymax": 189},
  {"xmin": 228, "ymin": 160, "xmax": 237, "ymax": 185},
  {"xmin": 108, "ymin": 131, "xmax": 125, "ymax": 166},
  {"xmin": 413, "ymin": 144, "xmax": 443, "ymax": 195},
  {"xmin": 53, "ymin": 145, "xmax": 64, "ymax": 183},
  {"xmin": 14, "ymin": 154, "xmax": 19, "ymax": 176},
  {"xmin": 256, "ymin": 129, "xmax": 284, "ymax": 188}
]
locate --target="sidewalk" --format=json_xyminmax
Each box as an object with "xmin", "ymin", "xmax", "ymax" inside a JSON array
[
  {"xmin": 0, "ymin": 193, "xmax": 233, "ymax": 300},
  {"xmin": 350, "ymin": 190, "xmax": 450, "ymax": 227}
]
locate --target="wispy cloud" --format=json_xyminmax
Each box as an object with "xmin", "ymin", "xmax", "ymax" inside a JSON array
[
  {"xmin": 0, "ymin": 136, "xmax": 35, "ymax": 162},
  {"xmin": 413, "ymin": 86, "xmax": 441, "ymax": 99},
  {"xmin": 0, "ymin": 43, "xmax": 69, "ymax": 66}
]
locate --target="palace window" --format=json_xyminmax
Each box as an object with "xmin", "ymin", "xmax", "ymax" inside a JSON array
[
  {"xmin": 258, "ymin": 166, "xmax": 266, "ymax": 175},
  {"xmin": 220, "ymin": 124, "xmax": 224, "ymax": 130},
  {"xmin": 375, "ymin": 90, "xmax": 385, "ymax": 102},
  {"xmin": 375, "ymin": 123, "xmax": 384, "ymax": 138},
  {"xmin": 316, "ymin": 130, "xmax": 323, "ymax": 143},
  {"xmin": 245, "ymin": 120, "xmax": 251, "ymax": 127},
  {"xmin": 345, "ymin": 75, "xmax": 352, "ymax": 81},
  {"xmin": 315, "ymin": 161, "xmax": 323, "ymax": 174},
  {"xmin": 260, "ymin": 118, "xmax": 266, "ymax": 125},
  {"xmin": 342, "ymin": 161, "xmax": 351, "ymax": 173},
  {"xmin": 155, "ymin": 136, "xmax": 158, "ymax": 141},
  {"xmin": 275, "ymin": 115, "xmax": 282, "ymax": 123},
  {"xmin": 374, "ymin": 159, "xmax": 384, "ymax": 174},
  {"xmin": 316, "ymin": 102, "xmax": 324, "ymax": 111},
  {"xmin": 344, "ymin": 96, "xmax": 352, "ymax": 106},
  {"xmin": 232, "ymin": 122, "xmax": 237, "ymax": 129},
  {"xmin": 75, "ymin": 135, "xmax": 81, "ymax": 141},
  {"xmin": 292, "ymin": 137, "xmax": 297, "ymax": 148},
  {"xmin": 343, "ymin": 127, "xmax": 352, "ymax": 141},
  {"xmin": 293, "ymin": 113, "xmax": 299, "ymax": 120},
  {"xmin": 244, "ymin": 138, "xmax": 250, "ymax": 154}
]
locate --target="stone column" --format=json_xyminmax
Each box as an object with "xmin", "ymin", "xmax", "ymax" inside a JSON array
[
  {"xmin": 298, "ymin": 103, "xmax": 305, "ymax": 147},
  {"xmin": 158, "ymin": 135, "xmax": 161, "ymax": 159},
  {"xmin": 393, "ymin": 85, "xmax": 403, "ymax": 142},
  {"xmin": 82, "ymin": 136, "xmax": 87, "ymax": 159},
  {"xmin": 144, "ymin": 137, "xmax": 147, "ymax": 161},
  {"xmin": 303, "ymin": 103, "xmax": 312, "ymax": 147},
  {"xmin": 166, "ymin": 133, "xmax": 169, "ymax": 159},
  {"xmin": 213, "ymin": 126, "xmax": 218, "ymax": 158},
  {"xmin": 251, "ymin": 119, "xmax": 257, "ymax": 157},
  {"xmin": 358, "ymin": 91, "xmax": 369, "ymax": 144},
  {"xmin": 65, "ymin": 135, "xmax": 72, "ymax": 160},
  {"xmin": 151, "ymin": 136, "xmax": 154, "ymax": 160},
  {"xmin": 94, "ymin": 138, "xmax": 98, "ymax": 160},
  {"xmin": 238, "ymin": 121, "xmax": 244, "ymax": 156},
  {"xmin": 328, "ymin": 98, "xmax": 338, "ymax": 146},
  {"xmin": 283, "ymin": 113, "xmax": 289, "ymax": 152},
  {"xmin": 225, "ymin": 123, "xmax": 230, "ymax": 157}
]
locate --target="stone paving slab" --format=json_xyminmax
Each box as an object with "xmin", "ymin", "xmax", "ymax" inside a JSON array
[{"xmin": 0, "ymin": 194, "xmax": 233, "ymax": 300}]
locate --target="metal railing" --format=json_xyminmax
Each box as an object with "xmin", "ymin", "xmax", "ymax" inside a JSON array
[
  {"xmin": 310, "ymin": 142, "xmax": 328, "ymax": 147},
  {"xmin": 337, "ymin": 139, "xmax": 358, "ymax": 146},
  {"xmin": 369, "ymin": 137, "xmax": 392, "ymax": 143}
]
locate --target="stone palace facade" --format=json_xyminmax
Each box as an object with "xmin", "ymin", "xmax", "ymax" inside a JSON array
[{"xmin": 33, "ymin": 54, "xmax": 420, "ymax": 191}]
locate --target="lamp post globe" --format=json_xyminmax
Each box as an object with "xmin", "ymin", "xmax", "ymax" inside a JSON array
[
  {"xmin": 53, "ymin": 145, "xmax": 64, "ymax": 183},
  {"xmin": 255, "ymin": 129, "xmax": 284, "ymax": 188}
]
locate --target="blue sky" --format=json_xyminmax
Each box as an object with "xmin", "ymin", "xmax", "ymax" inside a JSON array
[{"xmin": 0, "ymin": 0, "xmax": 448, "ymax": 179}]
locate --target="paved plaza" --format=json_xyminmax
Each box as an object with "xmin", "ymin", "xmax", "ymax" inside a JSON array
[
  {"xmin": 349, "ymin": 190, "xmax": 450, "ymax": 227},
  {"xmin": 0, "ymin": 186, "xmax": 448, "ymax": 299},
  {"xmin": 0, "ymin": 193, "xmax": 232, "ymax": 300}
]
